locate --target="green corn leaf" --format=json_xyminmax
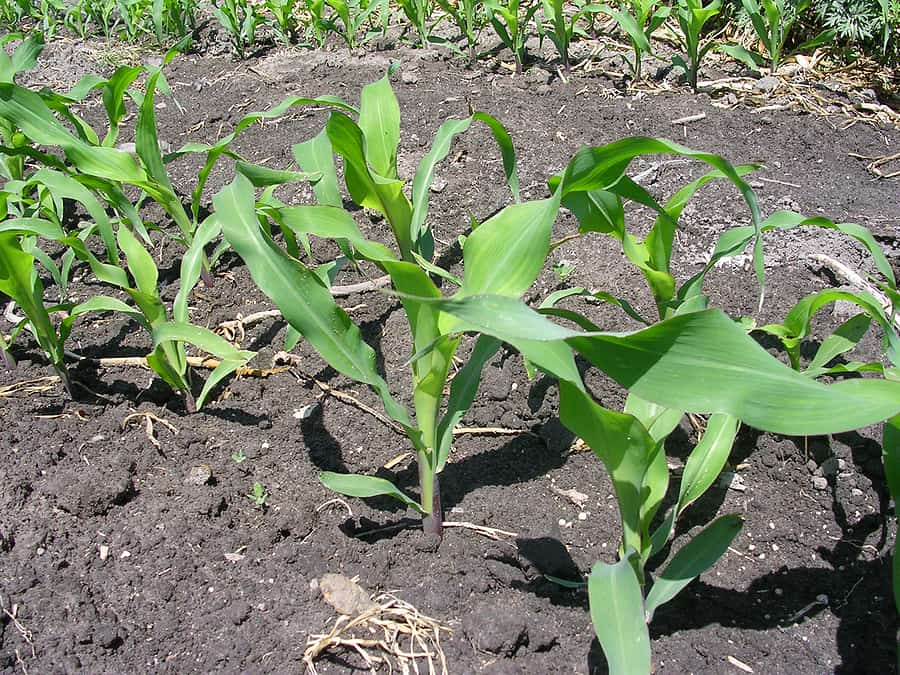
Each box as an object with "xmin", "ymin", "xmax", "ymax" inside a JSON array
[
  {"xmin": 174, "ymin": 215, "xmax": 222, "ymax": 323},
  {"xmin": 273, "ymin": 205, "xmax": 398, "ymax": 263},
  {"xmin": 411, "ymin": 116, "xmax": 473, "ymax": 245},
  {"xmin": 760, "ymin": 289, "xmax": 899, "ymax": 366},
  {"xmin": 62, "ymin": 295, "xmax": 147, "ymax": 339},
  {"xmin": 0, "ymin": 83, "xmax": 148, "ymax": 183},
  {"xmin": 427, "ymin": 296, "xmax": 900, "ymax": 435},
  {"xmin": 216, "ymin": 175, "xmax": 413, "ymax": 431},
  {"xmin": 358, "ymin": 71, "xmax": 400, "ymax": 179},
  {"xmin": 588, "ymin": 553, "xmax": 651, "ymax": 675},
  {"xmin": 676, "ymin": 413, "xmax": 739, "ymax": 516},
  {"xmin": 293, "ymin": 128, "xmax": 342, "ymax": 207},
  {"xmin": 882, "ymin": 415, "xmax": 900, "ymax": 613},
  {"xmin": 805, "ymin": 313, "xmax": 872, "ymax": 378},
  {"xmin": 644, "ymin": 514, "xmax": 743, "ymax": 619},
  {"xmin": 0, "ymin": 33, "xmax": 44, "ymax": 83},
  {"xmin": 459, "ymin": 191, "xmax": 561, "ymax": 298},
  {"xmin": 235, "ymin": 160, "xmax": 320, "ymax": 187},
  {"xmin": 597, "ymin": 4, "xmax": 652, "ymax": 53},
  {"xmin": 117, "ymin": 225, "xmax": 158, "ymax": 297},
  {"xmin": 560, "ymin": 381, "xmax": 656, "ymax": 553},
  {"xmin": 152, "ymin": 321, "xmax": 255, "ymax": 409},
  {"xmin": 101, "ymin": 65, "xmax": 144, "ymax": 146},
  {"xmin": 435, "ymin": 335, "xmax": 502, "ymax": 471},
  {"xmin": 326, "ymin": 112, "xmax": 413, "ymax": 259},
  {"xmin": 0, "ymin": 232, "xmax": 68, "ymax": 388},
  {"xmin": 319, "ymin": 472, "xmax": 425, "ymax": 513},
  {"xmin": 624, "ymin": 393, "xmax": 683, "ymax": 441},
  {"xmin": 28, "ymin": 168, "xmax": 118, "ymax": 263}
]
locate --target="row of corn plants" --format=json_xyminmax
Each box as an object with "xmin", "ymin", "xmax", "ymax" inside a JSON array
[
  {"xmin": 1, "ymin": 40, "xmax": 899, "ymax": 671},
  {"xmin": 4, "ymin": 0, "xmax": 897, "ymax": 74}
]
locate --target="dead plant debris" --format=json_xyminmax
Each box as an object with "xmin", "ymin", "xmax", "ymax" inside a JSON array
[{"xmin": 305, "ymin": 574, "xmax": 450, "ymax": 675}]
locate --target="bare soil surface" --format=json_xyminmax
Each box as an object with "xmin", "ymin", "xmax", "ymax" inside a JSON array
[{"xmin": 2, "ymin": 34, "xmax": 900, "ymax": 674}]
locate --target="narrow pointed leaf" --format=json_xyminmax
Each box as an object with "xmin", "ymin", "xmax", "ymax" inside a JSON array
[
  {"xmin": 319, "ymin": 472, "xmax": 425, "ymax": 513},
  {"xmin": 644, "ymin": 514, "xmax": 743, "ymax": 618}
]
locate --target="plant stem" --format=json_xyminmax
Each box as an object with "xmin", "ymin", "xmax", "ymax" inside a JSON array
[{"xmin": 419, "ymin": 460, "xmax": 443, "ymax": 537}]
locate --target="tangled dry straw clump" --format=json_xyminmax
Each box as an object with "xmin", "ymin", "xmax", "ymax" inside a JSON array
[{"xmin": 304, "ymin": 573, "xmax": 450, "ymax": 675}]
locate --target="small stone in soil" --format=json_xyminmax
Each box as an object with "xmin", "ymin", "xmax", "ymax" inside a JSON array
[{"xmin": 812, "ymin": 476, "xmax": 829, "ymax": 490}]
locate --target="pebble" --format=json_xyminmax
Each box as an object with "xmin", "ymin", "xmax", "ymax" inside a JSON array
[
  {"xmin": 812, "ymin": 476, "xmax": 829, "ymax": 490},
  {"xmin": 185, "ymin": 465, "xmax": 213, "ymax": 486},
  {"xmin": 753, "ymin": 76, "xmax": 780, "ymax": 93},
  {"xmin": 429, "ymin": 178, "xmax": 448, "ymax": 193},
  {"xmin": 292, "ymin": 403, "xmax": 320, "ymax": 420}
]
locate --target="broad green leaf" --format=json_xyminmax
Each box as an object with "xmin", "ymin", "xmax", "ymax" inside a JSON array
[
  {"xmin": 459, "ymin": 191, "xmax": 561, "ymax": 298},
  {"xmin": 624, "ymin": 393, "xmax": 683, "ymax": 441},
  {"xmin": 293, "ymin": 129, "xmax": 342, "ymax": 207},
  {"xmin": 235, "ymin": 160, "xmax": 320, "ymax": 187},
  {"xmin": 152, "ymin": 321, "xmax": 256, "ymax": 409},
  {"xmin": 358, "ymin": 72, "xmax": 400, "ymax": 178},
  {"xmin": 676, "ymin": 413, "xmax": 739, "ymax": 515},
  {"xmin": 327, "ymin": 112, "xmax": 413, "ymax": 258},
  {"xmin": 644, "ymin": 514, "xmax": 743, "ymax": 619},
  {"xmin": 319, "ymin": 472, "xmax": 425, "ymax": 513},
  {"xmin": 174, "ymin": 216, "xmax": 222, "ymax": 323},
  {"xmin": 429, "ymin": 297, "xmax": 900, "ymax": 435},
  {"xmin": 560, "ymin": 381, "xmax": 656, "ymax": 553},
  {"xmin": 0, "ymin": 232, "xmax": 62, "ymax": 368},
  {"xmin": 117, "ymin": 226, "xmax": 158, "ymax": 297},
  {"xmin": 411, "ymin": 117, "xmax": 473, "ymax": 245},
  {"xmin": 216, "ymin": 175, "xmax": 413, "ymax": 431},
  {"xmin": 882, "ymin": 415, "xmax": 900, "ymax": 612},
  {"xmin": 273, "ymin": 205, "xmax": 398, "ymax": 263},
  {"xmin": 588, "ymin": 554, "xmax": 651, "ymax": 675},
  {"xmin": 0, "ymin": 83, "xmax": 147, "ymax": 183},
  {"xmin": 28, "ymin": 168, "xmax": 118, "ymax": 263}
]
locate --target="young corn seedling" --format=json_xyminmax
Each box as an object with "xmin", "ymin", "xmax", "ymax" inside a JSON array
[
  {"xmin": 436, "ymin": 0, "xmax": 485, "ymax": 63},
  {"xmin": 484, "ymin": 0, "xmax": 543, "ymax": 73},
  {"xmin": 428, "ymin": 140, "xmax": 900, "ymax": 673},
  {"xmin": 265, "ymin": 0, "xmax": 302, "ymax": 44},
  {"xmin": 722, "ymin": 0, "xmax": 835, "ymax": 73},
  {"xmin": 539, "ymin": 0, "xmax": 600, "ymax": 73},
  {"xmin": 397, "ymin": 0, "xmax": 436, "ymax": 46},
  {"xmin": 321, "ymin": 0, "xmax": 382, "ymax": 50},
  {"xmin": 670, "ymin": 0, "xmax": 722, "ymax": 92},
  {"xmin": 212, "ymin": 0, "xmax": 261, "ymax": 58},
  {"xmin": 218, "ymin": 71, "xmax": 555, "ymax": 537},
  {"xmin": 596, "ymin": 0, "xmax": 670, "ymax": 82}
]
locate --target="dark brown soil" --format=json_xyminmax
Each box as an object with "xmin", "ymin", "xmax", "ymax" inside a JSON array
[{"xmin": 2, "ymin": 35, "xmax": 900, "ymax": 674}]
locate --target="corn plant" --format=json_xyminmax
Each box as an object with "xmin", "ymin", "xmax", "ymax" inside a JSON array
[
  {"xmin": 212, "ymin": 0, "xmax": 261, "ymax": 58},
  {"xmin": 152, "ymin": 0, "xmax": 199, "ymax": 45},
  {"xmin": 321, "ymin": 0, "xmax": 383, "ymax": 50},
  {"xmin": 265, "ymin": 0, "xmax": 302, "ymax": 43},
  {"xmin": 596, "ymin": 0, "xmax": 670, "ymax": 81},
  {"xmin": 415, "ymin": 137, "xmax": 900, "ymax": 671},
  {"xmin": 0, "ymin": 0, "xmax": 32, "ymax": 31},
  {"xmin": 300, "ymin": 0, "xmax": 328, "ymax": 45},
  {"xmin": 397, "ymin": 0, "xmax": 436, "ymax": 45},
  {"xmin": 217, "ymin": 72, "xmax": 546, "ymax": 536},
  {"xmin": 670, "ymin": 0, "xmax": 722, "ymax": 91},
  {"xmin": 718, "ymin": 0, "xmax": 835, "ymax": 72},
  {"xmin": 484, "ymin": 0, "xmax": 542, "ymax": 73},
  {"xmin": 540, "ymin": 0, "xmax": 600, "ymax": 73},
  {"xmin": 436, "ymin": 0, "xmax": 485, "ymax": 63},
  {"xmin": 116, "ymin": 0, "xmax": 154, "ymax": 41}
]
